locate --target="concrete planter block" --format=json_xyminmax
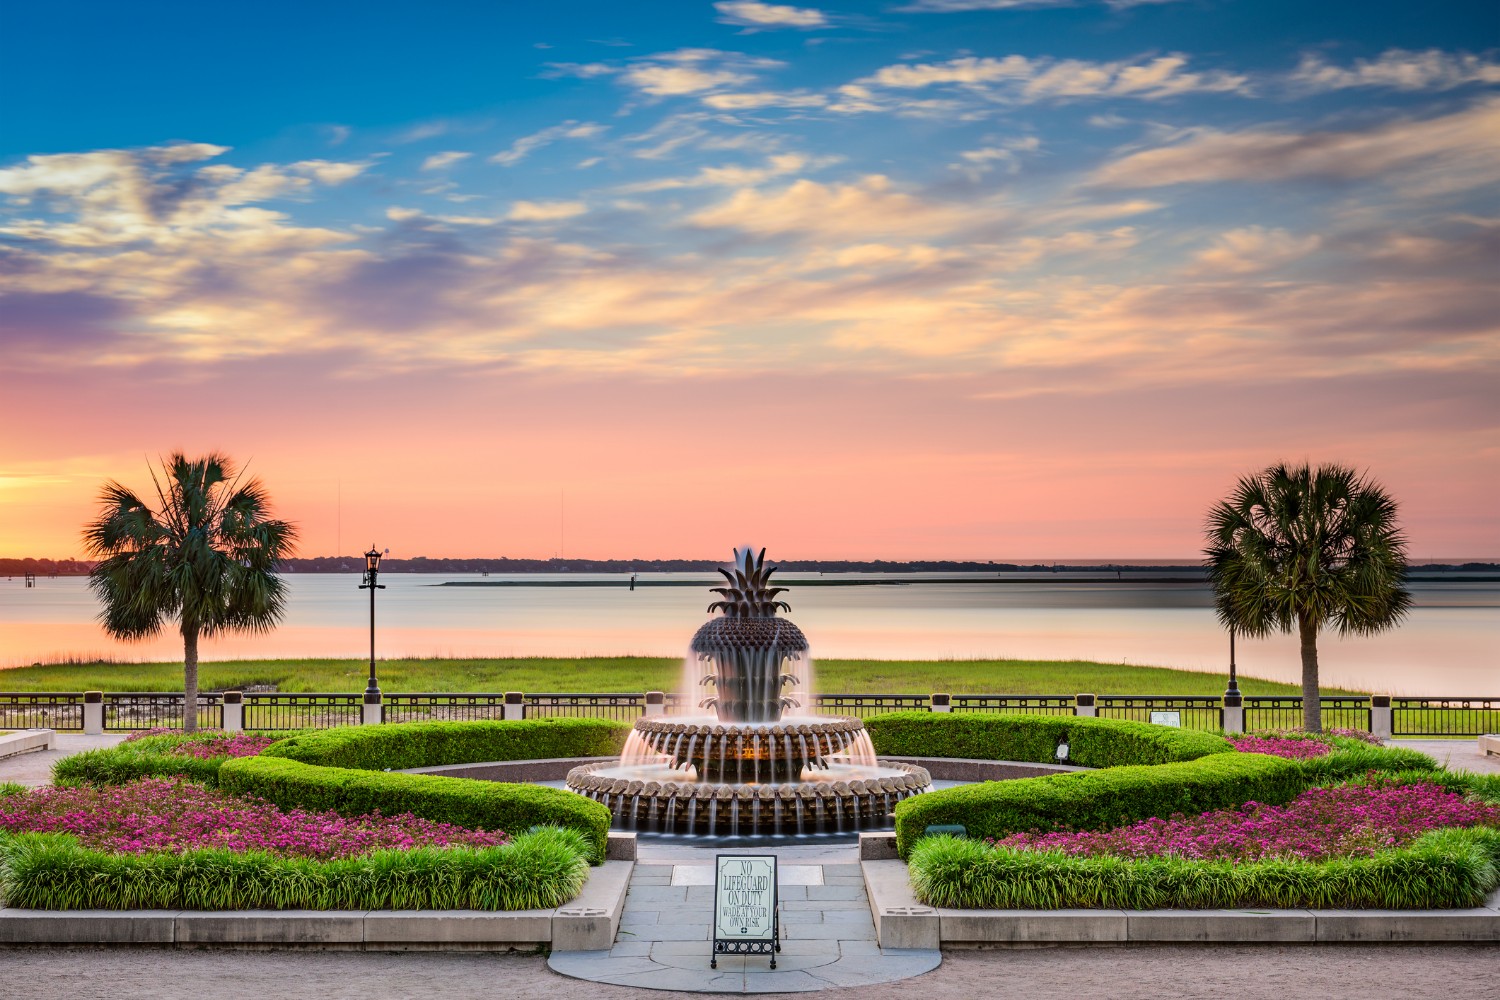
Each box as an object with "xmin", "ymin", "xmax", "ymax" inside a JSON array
[
  {"xmin": 0, "ymin": 729, "xmax": 56, "ymax": 761},
  {"xmin": 859, "ymin": 832, "xmax": 900, "ymax": 861},
  {"xmin": 0, "ymin": 909, "xmax": 177, "ymax": 944},
  {"xmin": 174, "ymin": 910, "xmax": 366, "ymax": 945},
  {"xmin": 1126, "ymin": 909, "xmax": 1316, "ymax": 942},
  {"xmin": 606, "ymin": 832, "xmax": 637, "ymax": 861},
  {"xmin": 1479, "ymin": 734, "xmax": 1500, "ymax": 758},
  {"xmin": 1313, "ymin": 909, "xmax": 1500, "ymax": 942},
  {"xmin": 938, "ymin": 908, "xmax": 1129, "ymax": 943},
  {"xmin": 364, "ymin": 909, "xmax": 552, "ymax": 946},
  {"xmin": 863, "ymin": 859, "xmax": 939, "ymax": 950},
  {"xmin": 552, "ymin": 860, "xmax": 633, "ymax": 951}
]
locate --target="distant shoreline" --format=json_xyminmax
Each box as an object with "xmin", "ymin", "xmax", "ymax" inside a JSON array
[{"xmin": 436, "ymin": 572, "xmax": 1500, "ymax": 587}]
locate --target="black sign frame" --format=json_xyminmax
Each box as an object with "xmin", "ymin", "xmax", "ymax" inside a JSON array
[{"xmin": 710, "ymin": 853, "xmax": 780, "ymax": 969}]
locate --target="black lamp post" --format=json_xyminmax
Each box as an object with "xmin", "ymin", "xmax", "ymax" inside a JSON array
[
  {"xmin": 1225, "ymin": 626, "xmax": 1241, "ymax": 699},
  {"xmin": 359, "ymin": 546, "xmax": 386, "ymax": 699}
]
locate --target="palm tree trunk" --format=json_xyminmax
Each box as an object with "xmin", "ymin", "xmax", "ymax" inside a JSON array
[
  {"xmin": 183, "ymin": 623, "xmax": 200, "ymax": 734},
  {"xmin": 1298, "ymin": 615, "xmax": 1321, "ymax": 733}
]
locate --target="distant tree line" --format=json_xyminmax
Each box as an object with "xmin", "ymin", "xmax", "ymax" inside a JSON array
[{"xmin": 5, "ymin": 555, "xmax": 1493, "ymax": 578}]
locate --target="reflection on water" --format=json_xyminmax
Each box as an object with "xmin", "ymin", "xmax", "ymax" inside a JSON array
[{"xmin": 0, "ymin": 573, "xmax": 1495, "ymax": 695}]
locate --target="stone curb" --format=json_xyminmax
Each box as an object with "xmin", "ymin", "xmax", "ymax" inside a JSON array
[
  {"xmin": 0, "ymin": 861, "xmax": 632, "ymax": 951},
  {"xmin": 863, "ymin": 860, "xmax": 1500, "ymax": 946},
  {"xmin": 0, "ymin": 729, "xmax": 56, "ymax": 762}
]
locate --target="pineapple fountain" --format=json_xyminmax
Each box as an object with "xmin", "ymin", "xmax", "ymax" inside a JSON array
[{"xmin": 566, "ymin": 548, "xmax": 931, "ymax": 836}]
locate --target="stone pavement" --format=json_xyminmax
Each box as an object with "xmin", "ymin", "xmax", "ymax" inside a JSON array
[
  {"xmin": 0, "ymin": 733, "xmax": 125, "ymax": 786},
  {"xmin": 548, "ymin": 843, "xmax": 939, "ymax": 993},
  {"xmin": 1389, "ymin": 739, "xmax": 1500, "ymax": 774}
]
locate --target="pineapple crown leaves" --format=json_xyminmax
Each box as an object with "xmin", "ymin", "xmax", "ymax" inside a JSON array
[{"xmin": 706, "ymin": 546, "xmax": 791, "ymax": 618}]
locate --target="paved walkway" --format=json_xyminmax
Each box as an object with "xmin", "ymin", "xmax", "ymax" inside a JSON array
[
  {"xmin": 1388, "ymin": 739, "xmax": 1500, "ymax": 774},
  {"xmin": 5, "ymin": 944, "xmax": 1498, "ymax": 1000},
  {"xmin": 549, "ymin": 845, "xmax": 939, "ymax": 993},
  {"xmin": 0, "ymin": 733, "xmax": 125, "ymax": 786}
]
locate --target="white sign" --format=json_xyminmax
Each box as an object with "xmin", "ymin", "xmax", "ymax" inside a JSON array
[
  {"xmin": 1150, "ymin": 711, "xmax": 1182, "ymax": 728},
  {"xmin": 714, "ymin": 855, "xmax": 776, "ymax": 941}
]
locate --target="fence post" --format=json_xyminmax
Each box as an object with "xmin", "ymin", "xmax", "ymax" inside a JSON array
[
  {"xmin": 362, "ymin": 691, "xmax": 383, "ymax": 726},
  {"xmin": 222, "ymin": 691, "xmax": 244, "ymax": 732},
  {"xmin": 930, "ymin": 693, "xmax": 951, "ymax": 713},
  {"xmin": 1075, "ymin": 693, "xmax": 1096, "ymax": 718},
  {"xmin": 644, "ymin": 691, "xmax": 666, "ymax": 717},
  {"xmin": 1371, "ymin": 695, "xmax": 1393, "ymax": 740},
  {"xmin": 1222, "ymin": 693, "xmax": 1244, "ymax": 734},
  {"xmin": 83, "ymin": 691, "xmax": 104, "ymax": 735},
  {"xmin": 503, "ymin": 691, "xmax": 526, "ymax": 721}
]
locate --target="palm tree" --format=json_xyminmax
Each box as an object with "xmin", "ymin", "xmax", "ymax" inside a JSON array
[
  {"xmin": 82, "ymin": 453, "xmax": 297, "ymax": 732},
  {"xmin": 1204, "ymin": 462, "xmax": 1410, "ymax": 732}
]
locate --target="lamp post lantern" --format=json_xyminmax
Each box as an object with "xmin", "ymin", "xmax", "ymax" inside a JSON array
[{"xmin": 359, "ymin": 546, "xmax": 386, "ymax": 699}]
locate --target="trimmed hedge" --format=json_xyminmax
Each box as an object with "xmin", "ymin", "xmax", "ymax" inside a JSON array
[
  {"xmin": 219, "ymin": 755, "xmax": 613, "ymax": 864},
  {"xmin": 894, "ymin": 752, "xmax": 1305, "ymax": 857},
  {"xmin": 0, "ymin": 826, "xmax": 591, "ymax": 911},
  {"xmin": 908, "ymin": 827, "xmax": 1500, "ymax": 910},
  {"xmin": 261, "ymin": 718, "xmax": 631, "ymax": 770},
  {"xmin": 866, "ymin": 712, "xmax": 1233, "ymax": 768}
]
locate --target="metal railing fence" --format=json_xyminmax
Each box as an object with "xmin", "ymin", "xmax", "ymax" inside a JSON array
[{"xmin": 3, "ymin": 689, "xmax": 1496, "ymax": 736}]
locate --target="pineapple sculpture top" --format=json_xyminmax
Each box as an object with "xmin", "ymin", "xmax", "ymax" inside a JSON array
[
  {"xmin": 708, "ymin": 547, "xmax": 790, "ymax": 619},
  {"xmin": 691, "ymin": 547, "xmax": 808, "ymax": 723}
]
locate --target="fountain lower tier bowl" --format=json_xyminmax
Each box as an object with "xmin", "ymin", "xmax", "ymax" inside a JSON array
[{"xmin": 566, "ymin": 758, "xmax": 932, "ymax": 836}]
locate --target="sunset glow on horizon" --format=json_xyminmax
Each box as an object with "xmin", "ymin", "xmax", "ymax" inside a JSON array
[{"xmin": 2, "ymin": 1, "xmax": 1496, "ymax": 562}]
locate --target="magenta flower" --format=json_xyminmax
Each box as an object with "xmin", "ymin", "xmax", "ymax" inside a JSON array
[
  {"xmin": 0, "ymin": 778, "xmax": 507, "ymax": 859},
  {"xmin": 990, "ymin": 781, "xmax": 1499, "ymax": 862}
]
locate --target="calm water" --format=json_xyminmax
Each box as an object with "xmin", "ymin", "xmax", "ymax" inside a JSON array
[{"xmin": 0, "ymin": 573, "xmax": 1494, "ymax": 695}]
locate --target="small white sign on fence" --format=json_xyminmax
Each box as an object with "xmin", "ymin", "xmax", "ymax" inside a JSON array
[{"xmin": 1150, "ymin": 710, "xmax": 1182, "ymax": 728}]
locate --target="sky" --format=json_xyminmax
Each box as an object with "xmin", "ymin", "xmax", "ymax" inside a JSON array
[{"xmin": 1, "ymin": 0, "xmax": 1497, "ymax": 562}]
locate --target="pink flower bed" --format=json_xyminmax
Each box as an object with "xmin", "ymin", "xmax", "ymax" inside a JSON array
[
  {"xmin": 991, "ymin": 782, "xmax": 1499, "ymax": 862},
  {"xmin": 1227, "ymin": 735, "xmax": 1333, "ymax": 759},
  {"xmin": 121, "ymin": 729, "xmax": 275, "ymax": 758},
  {"xmin": 0, "ymin": 779, "xmax": 506, "ymax": 859}
]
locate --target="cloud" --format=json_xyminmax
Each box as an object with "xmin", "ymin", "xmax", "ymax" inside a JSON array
[
  {"xmin": 900, "ymin": 0, "xmax": 1183, "ymax": 9},
  {"xmin": 290, "ymin": 160, "xmax": 369, "ymax": 184},
  {"xmin": 701, "ymin": 90, "xmax": 828, "ymax": 110},
  {"xmin": 1191, "ymin": 227, "xmax": 1321, "ymax": 274},
  {"xmin": 714, "ymin": 2, "xmax": 828, "ymax": 29},
  {"xmin": 506, "ymin": 200, "xmax": 588, "ymax": 221},
  {"xmin": 950, "ymin": 137, "xmax": 1040, "ymax": 179},
  {"xmin": 1092, "ymin": 99, "xmax": 1500, "ymax": 189},
  {"xmin": 490, "ymin": 121, "xmax": 606, "ymax": 166},
  {"xmin": 619, "ymin": 49, "xmax": 783, "ymax": 98},
  {"xmin": 860, "ymin": 54, "xmax": 1250, "ymax": 102},
  {"xmin": 615, "ymin": 153, "xmax": 832, "ymax": 192},
  {"xmin": 421, "ymin": 151, "xmax": 472, "ymax": 171},
  {"xmin": 688, "ymin": 175, "xmax": 973, "ymax": 238},
  {"xmin": 1291, "ymin": 48, "xmax": 1500, "ymax": 93}
]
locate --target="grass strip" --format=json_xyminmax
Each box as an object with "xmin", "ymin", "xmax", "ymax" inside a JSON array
[
  {"xmin": 908, "ymin": 826, "xmax": 1500, "ymax": 910},
  {"xmin": 0, "ymin": 825, "xmax": 591, "ymax": 911}
]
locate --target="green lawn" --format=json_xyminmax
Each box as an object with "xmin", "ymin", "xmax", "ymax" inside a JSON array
[{"xmin": 0, "ymin": 656, "xmax": 1345, "ymax": 696}]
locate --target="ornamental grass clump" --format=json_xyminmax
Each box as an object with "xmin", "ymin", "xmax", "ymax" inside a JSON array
[
  {"xmin": 990, "ymin": 780, "xmax": 1499, "ymax": 863},
  {"xmin": 0, "ymin": 778, "xmax": 505, "ymax": 859}
]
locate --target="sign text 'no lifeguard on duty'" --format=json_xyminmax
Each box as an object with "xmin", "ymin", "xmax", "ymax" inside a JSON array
[{"xmin": 711, "ymin": 854, "xmax": 780, "ymax": 969}]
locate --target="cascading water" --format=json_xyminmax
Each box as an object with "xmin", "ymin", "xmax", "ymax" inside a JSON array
[{"xmin": 568, "ymin": 547, "xmax": 931, "ymax": 836}]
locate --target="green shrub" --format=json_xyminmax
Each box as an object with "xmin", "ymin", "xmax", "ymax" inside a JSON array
[
  {"xmin": 261, "ymin": 718, "xmax": 631, "ymax": 770},
  {"xmin": 219, "ymin": 755, "xmax": 612, "ymax": 864},
  {"xmin": 893, "ymin": 752, "xmax": 1304, "ymax": 857},
  {"xmin": 866, "ymin": 712, "xmax": 1232, "ymax": 767},
  {"xmin": 0, "ymin": 782, "xmax": 26, "ymax": 798},
  {"xmin": 908, "ymin": 826, "xmax": 1500, "ymax": 910},
  {"xmin": 0, "ymin": 826, "xmax": 591, "ymax": 911}
]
